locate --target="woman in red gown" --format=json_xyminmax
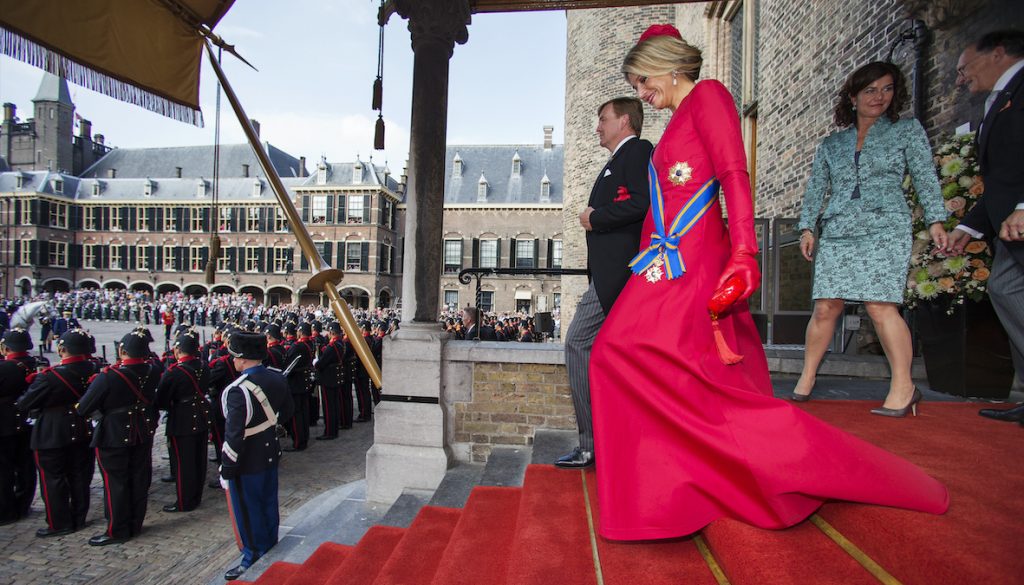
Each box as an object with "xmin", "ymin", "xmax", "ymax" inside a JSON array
[{"xmin": 589, "ymin": 25, "xmax": 949, "ymax": 541}]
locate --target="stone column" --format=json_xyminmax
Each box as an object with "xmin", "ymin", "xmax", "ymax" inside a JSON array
[{"xmin": 366, "ymin": 0, "xmax": 469, "ymax": 505}]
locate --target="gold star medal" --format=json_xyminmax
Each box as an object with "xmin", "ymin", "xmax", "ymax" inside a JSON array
[{"xmin": 668, "ymin": 161, "xmax": 692, "ymax": 186}]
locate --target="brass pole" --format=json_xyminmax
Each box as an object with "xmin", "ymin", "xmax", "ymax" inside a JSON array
[{"xmin": 203, "ymin": 40, "xmax": 383, "ymax": 389}]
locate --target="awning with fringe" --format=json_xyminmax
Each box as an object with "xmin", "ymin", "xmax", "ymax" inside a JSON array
[{"xmin": 0, "ymin": 0, "xmax": 236, "ymax": 126}]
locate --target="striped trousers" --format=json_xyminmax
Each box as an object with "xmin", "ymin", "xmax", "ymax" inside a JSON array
[
  {"xmin": 990, "ymin": 241, "xmax": 1024, "ymax": 377},
  {"xmin": 565, "ymin": 284, "xmax": 605, "ymax": 454}
]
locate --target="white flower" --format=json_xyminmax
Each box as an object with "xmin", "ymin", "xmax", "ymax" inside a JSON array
[
  {"xmin": 958, "ymin": 176, "xmax": 973, "ymax": 189},
  {"xmin": 960, "ymin": 145, "xmax": 972, "ymax": 157}
]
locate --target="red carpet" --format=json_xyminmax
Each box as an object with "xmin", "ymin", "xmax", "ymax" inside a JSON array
[{"xmin": 244, "ymin": 401, "xmax": 1021, "ymax": 584}]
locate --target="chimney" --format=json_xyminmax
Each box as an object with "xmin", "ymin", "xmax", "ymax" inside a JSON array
[
  {"xmin": 249, "ymin": 119, "xmax": 260, "ymax": 137},
  {"xmin": 242, "ymin": 163, "xmax": 250, "ymax": 178},
  {"xmin": 108, "ymin": 168, "xmax": 116, "ymax": 178},
  {"xmin": 299, "ymin": 156, "xmax": 306, "ymax": 177},
  {"xmin": 79, "ymin": 119, "xmax": 92, "ymax": 140},
  {"xmin": 94, "ymin": 134, "xmax": 105, "ymax": 145},
  {"xmin": 176, "ymin": 166, "xmax": 183, "ymax": 178},
  {"xmin": 543, "ymin": 125, "xmax": 554, "ymax": 149},
  {"xmin": 3, "ymin": 102, "xmax": 15, "ymax": 122}
]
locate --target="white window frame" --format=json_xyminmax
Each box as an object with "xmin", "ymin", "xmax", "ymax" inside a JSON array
[
  {"xmin": 247, "ymin": 207, "xmax": 260, "ymax": 232},
  {"xmin": 516, "ymin": 238, "xmax": 535, "ymax": 268},
  {"xmin": 110, "ymin": 246, "xmax": 123, "ymax": 270},
  {"xmin": 443, "ymin": 239, "xmax": 462, "ymax": 274},
  {"xmin": 138, "ymin": 210, "xmax": 150, "ymax": 232},
  {"xmin": 163, "ymin": 245, "xmax": 175, "ymax": 270},
  {"xmin": 245, "ymin": 247, "xmax": 259, "ymax": 273},
  {"xmin": 137, "ymin": 245, "xmax": 149, "ymax": 270},
  {"xmin": 110, "ymin": 207, "xmax": 122, "ymax": 231},
  {"xmin": 345, "ymin": 242, "xmax": 365, "ymax": 271},
  {"xmin": 273, "ymin": 247, "xmax": 289, "ymax": 273},
  {"xmin": 50, "ymin": 202, "xmax": 68, "ymax": 229},
  {"xmin": 164, "ymin": 209, "xmax": 176, "ymax": 232},
  {"xmin": 274, "ymin": 212, "xmax": 288, "ymax": 233},
  {"xmin": 20, "ymin": 202, "xmax": 31, "ymax": 225},
  {"xmin": 219, "ymin": 207, "xmax": 232, "ymax": 232},
  {"xmin": 83, "ymin": 245, "xmax": 96, "ymax": 269},
  {"xmin": 551, "ymin": 239, "xmax": 563, "ymax": 268},
  {"xmin": 19, "ymin": 245, "xmax": 31, "ymax": 266},
  {"xmin": 443, "ymin": 289, "xmax": 459, "ymax": 309},
  {"xmin": 217, "ymin": 248, "xmax": 229, "ymax": 272},
  {"xmin": 190, "ymin": 246, "xmax": 203, "ymax": 272},
  {"xmin": 479, "ymin": 239, "xmax": 498, "ymax": 269},
  {"xmin": 346, "ymin": 195, "xmax": 365, "ymax": 224}
]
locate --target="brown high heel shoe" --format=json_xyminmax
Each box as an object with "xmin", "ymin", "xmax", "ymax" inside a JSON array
[{"xmin": 870, "ymin": 388, "xmax": 922, "ymax": 418}]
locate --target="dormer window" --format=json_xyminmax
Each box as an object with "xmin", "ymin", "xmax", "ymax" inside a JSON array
[
  {"xmin": 196, "ymin": 179, "xmax": 207, "ymax": 198},
  {"xmin": 353, "ymin": 160, "xmax": 363, "ymax": 185},
  {"xmin": 452, "ymin": 153, "xmax": 462, "ymax": 178},
  {"xmin": 52, "ymin": 178, "xmax": 64, "ymax": 193},
  {"xmin": 512, "ymin": 151, "xmax": 521, "ymax": 177},
  {"xmin": 541, "ymin": 174, "xmax": 551, "ymax": 201},
  {"xmin": 316, "ymin": 160, "xmax": 328, "ymax": 185},
  {"xmin": 252, "ymin": 179, "xmax": 262, "ymax": 197},
  {"xmin": 143, "ymin": 179, "xmax": 153, "ymax": 197},
  {"xmin": 477, "ymin": 173, "xmax": 488, "ymax": 202}
]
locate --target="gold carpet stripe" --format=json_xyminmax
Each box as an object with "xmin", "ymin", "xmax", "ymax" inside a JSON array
[
  {"xmin": 809, "ymin": 514, "xmax": 903, "ymax": 585},
  {"xmin": 580, "ymin": 471, "xmax": 605, "ymax": 585},
  {"xmin": 694, "ymin": 534, "xmax": 732, "ymax": 585}
]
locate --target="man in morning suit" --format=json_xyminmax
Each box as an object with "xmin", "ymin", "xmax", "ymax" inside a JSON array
[
  {"xmin": 15, "ymin": 329, "xmax": 97, "ymax": 537},
  {"xmin": 219, "ymin": 332, "xmax": 294, "ymax": 581},
  {"xmin": 155, "ymin": 330, "xmax": 210, "ymax": 512},
  {"xmin": 949, "ymin": 30, "xmax": 1024, "ymax": 425},
  {"xmin": 556, "ymin": 97, "xmax": 652, "ymax": 468},
  {"xmin": 78, "ymin": 331, "xmax": 160, "ymax": 545}
]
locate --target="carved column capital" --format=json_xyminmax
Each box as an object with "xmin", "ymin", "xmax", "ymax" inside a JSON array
[{"xmin": 395, "ymin": 0, "xmax": 470, "ymax": 56}]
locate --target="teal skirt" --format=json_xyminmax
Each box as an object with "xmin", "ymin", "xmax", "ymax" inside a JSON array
[{"xmin": 812, "ymin": 211, "xmax": 912, "ymax": 303}]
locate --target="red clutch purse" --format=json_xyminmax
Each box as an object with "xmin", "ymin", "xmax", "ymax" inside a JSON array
[{"xmin": 707, "ymin": 276, "xmax": 746, "ymax": 365}]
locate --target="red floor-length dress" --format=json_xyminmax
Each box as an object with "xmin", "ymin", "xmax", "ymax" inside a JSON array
[{"xmin": 589, "ymin": 80, "xmax": 949, "ymax": 541}]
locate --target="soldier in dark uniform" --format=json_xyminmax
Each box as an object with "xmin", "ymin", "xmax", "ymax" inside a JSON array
[
  {"xmin": 264, "ymin": 324, "xmax": 286, "ymax": 370},
  {"xmin": 282, "ymin": 322, "xmax": 298, "ymax": 350},
  {"xmin": 208, "ymin": 328, "xmax": 240, "ymax": 472},
  {"xmin": 77, "ymin": 331, "xmax": 160, "ymax": 546},
  {"xmin": 155, "ymin": 330, "xmax": 210, "ymax": 512},
  {"xmin": 15, "ymin": 330, "xmax": 96, "ymax": 537},
  {"xmin": 314, "ymin": 321, "xmax": 347, "ymax": 438},
  {"xmin": 299, "ymin": 322, "xmax": 321, "ymax": 426},
  {"xmin": 351, "ymin": 323, "xmax": 375, "ymax": 422},
  {"xmin": 203, "ymin": 326, "xmax": 225, "ymax": 364},
  {"xmin": 282, "ymin": 323, "xmax": 314, "ymax": 451},
  {"xmin": 0, "ymin": 328, "xmax": 37, "ymax": 525},
  {"xmin": 219, "ymin": 332, "xmax": 294, "ymax": 581}
]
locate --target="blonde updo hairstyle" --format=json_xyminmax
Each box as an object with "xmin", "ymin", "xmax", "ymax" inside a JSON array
[{"xmin": 621, "ymin": 34, "xmax": 703, "ymax": 83}]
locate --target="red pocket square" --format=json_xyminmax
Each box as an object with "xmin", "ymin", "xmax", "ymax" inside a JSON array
[
  {"xmin": 613, "ymin": 186, "xmax": 631, "ymax": 202},
  {"xmin": 999, "ymin": 99, "xmax": 1012, "ymax": 113}
]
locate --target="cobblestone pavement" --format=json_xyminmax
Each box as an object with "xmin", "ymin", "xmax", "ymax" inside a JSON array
[{"xmin": 1, "ymin": 320, "xmax": 374, "ymax": 585}]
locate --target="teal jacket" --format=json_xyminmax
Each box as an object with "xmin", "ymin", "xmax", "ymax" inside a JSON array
[{"xmin": 798, "ymin": 117, "xmax": 946, "ymax": 234}]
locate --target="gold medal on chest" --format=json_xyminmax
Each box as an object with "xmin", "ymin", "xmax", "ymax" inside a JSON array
[
  {"xmin": 668, "ymin": 161, "xmax": 693, "ymax": 186},
  {"xmin": 644, "ymin": 256, "xmax": 665, "ymax": 283}
]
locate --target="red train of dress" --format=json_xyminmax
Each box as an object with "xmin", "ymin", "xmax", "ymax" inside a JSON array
[{"xmin": 589, "ymin": 80, "xmax": 949, "ymax": 541}]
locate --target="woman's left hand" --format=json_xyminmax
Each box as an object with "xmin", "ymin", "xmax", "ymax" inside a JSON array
[{"xmin": 928, "ymin": 222, "xmax": 948, "ymax": 253}]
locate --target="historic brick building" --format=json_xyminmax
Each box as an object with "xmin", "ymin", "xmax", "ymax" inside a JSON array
[
  {"xmin": 439, "ymin": 127, "xmax": 564, "ymax": 314},
  {"xmin": 0, "ymin": 72, "xmax": 405, "ymax": 307}
]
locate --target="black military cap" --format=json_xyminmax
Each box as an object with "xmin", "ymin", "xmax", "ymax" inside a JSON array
[
  {"xmin": 174, "ymin": 331, "xmax": 200, "ymax": 355},
  {"xmin": 60, "ymin": 329, "xmax": 95, "ymax": 356},
  {"xmin": 299, "ymin": 322, "xmax": 313, "ymax": 337},
  {"xmin": 327, "ymin": 321, "xmax": 342, "ymax": 335},
  {"xmin": 2, "ymin": 327, "xmax": 33, "ymax": 352},
  {"xmin": 228, "ymin": 332, "xmax": 267, "ymax": 361},
  {"xmin": 283, "ymin": 322, "xmax": 297, "ymax": 336},
  {"xmin": 244, "ymin": 320, "xmax": 257, "ymax": 332},
  {"xmin": 265, "ymin": 323, "xmax": 283, "ymax": 340},
  {"xmin": 120, "ymin": 330, "xmax": 151, "ymax": 358},
  {"xmin": 133, "ymin": 326, "xmax": 156, "ymax": 344},
  {"xmin": 311, "ymin": 321, "xmax": 323, "ymax": 332}
]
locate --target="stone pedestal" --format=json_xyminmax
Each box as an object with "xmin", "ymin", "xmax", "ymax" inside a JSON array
[{"xmin": 366, "ymin": 322, "xmax": 452, "ymax": 504}]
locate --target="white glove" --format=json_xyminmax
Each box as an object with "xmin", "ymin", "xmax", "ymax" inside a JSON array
[{"xmin": 220, "ymin": 476, "xmax": 229, "ymax": 490}]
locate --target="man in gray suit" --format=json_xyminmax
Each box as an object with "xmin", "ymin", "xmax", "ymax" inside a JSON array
[
  {"xmin": 555, "ymin": 98, "xmax": 652, "ymax": 468},
  {"xmin": 949, "ymin": 29, "xmax": 1024, "ymax": 424}
]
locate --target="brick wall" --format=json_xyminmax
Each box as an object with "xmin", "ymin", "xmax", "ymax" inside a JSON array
[{"xmin": 453, "ymin": 361, "xmax": 574, "ymax": 462}]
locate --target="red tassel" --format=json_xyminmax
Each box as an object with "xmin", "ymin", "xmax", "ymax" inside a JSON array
[{"xmin": 710, "ymin": 317, "xmax": 744, "ymax": 365}]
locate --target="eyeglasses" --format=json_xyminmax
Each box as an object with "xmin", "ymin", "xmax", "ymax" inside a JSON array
[{"xmin": 956, "ymin": 54, "xmax": 987, "ymax": 79}]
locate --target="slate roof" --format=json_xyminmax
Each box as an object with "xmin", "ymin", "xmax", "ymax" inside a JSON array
[
  {"xmin": 296, "ymin": 158, "xmax": 402, "ymax": 196},
  {"xmin": 80, "ymin": 143, "xmax": 308, "ymax": 179},
  {"xmin": 443, "ymin": 144, "xmax": 562, "ymax": 205},
  {"xmin": 33, "ymin": 73, "xmax": 73, "ymax": 105}
]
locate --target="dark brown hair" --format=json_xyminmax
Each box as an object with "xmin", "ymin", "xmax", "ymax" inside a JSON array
[
  {"xmin": 598, "ymin": 97, "xmax": 645, "ymax": 136},
  {"xmin": 833, "ymin": 61, "xmax": 908, "ymax": 128},
  {"xmin": 975, "ymin": 29, "xmax": 1024, "ymax": 57}
]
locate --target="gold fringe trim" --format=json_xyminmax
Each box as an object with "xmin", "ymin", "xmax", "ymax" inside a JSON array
[
  {"xmin": 580, "ymin": 471, "xmax": 605, "ymax": 585},
  {"xmin": 694, "ymin": 534, "xmax": 732, "ymax": 585},
  {"xmin": 809, "ymin": 514, "xmax": 903, "ymax": 585},
  {"xmin": 0, "ymin": 28, "xmax": 203, "ymax": 127}
]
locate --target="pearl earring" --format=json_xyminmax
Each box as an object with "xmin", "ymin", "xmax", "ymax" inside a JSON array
[{"xmin": 672, "ymin": 73, "xmax": 678, "ymax": 86}]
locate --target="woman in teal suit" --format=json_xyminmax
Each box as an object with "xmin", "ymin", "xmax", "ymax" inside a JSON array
[{"xmin": 794, "ymin": 61, "xmax": 948, "ymax": 416}]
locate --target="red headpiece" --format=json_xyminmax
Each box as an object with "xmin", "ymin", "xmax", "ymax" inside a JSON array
[{"xmin": 639, "ymin": 24, "xmax": 682, "ymax": 43}]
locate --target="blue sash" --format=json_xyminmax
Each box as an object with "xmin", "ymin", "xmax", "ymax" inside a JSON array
[{"xmin": 629, "ymin": 160, "xmax": 719, "ymax": 280}]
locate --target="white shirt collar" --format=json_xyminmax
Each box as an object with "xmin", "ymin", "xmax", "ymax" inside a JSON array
[
  {"xmin": 610, "ymin": 134, "xmax": 637, "ymax": 158},
  {"xmin": 994, "ymin": 59, "xmax": 1024, "ymax": 93}
]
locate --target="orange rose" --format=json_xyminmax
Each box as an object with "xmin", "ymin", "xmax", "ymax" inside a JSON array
[
  {"xmin": 965, "ymin": 241, "xmax": 988, "ymax": 254},
  {"xmin": 970, "ymin": 259, "xmax": 985, "ymax": 268},
  {"xmin": 938, "ymin": 277, "xmax": 955, "ymax": 291},
  {"xmin": 968, "ymin": 180, "xmax": 984, "ymax": 196},
  {"xmin": 974, "ymin": 267, "xmax": 990, "ymax": 281}
]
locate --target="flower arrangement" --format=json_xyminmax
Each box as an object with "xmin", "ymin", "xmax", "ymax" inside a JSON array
[{"xmin": 904, "ymin": 132, "xmax": 993, "ymax": 314}]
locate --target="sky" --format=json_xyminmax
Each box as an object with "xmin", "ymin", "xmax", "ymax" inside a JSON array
[{"xmin": 0, "ymin": 1, "xmax": 567, "ymax": 175}]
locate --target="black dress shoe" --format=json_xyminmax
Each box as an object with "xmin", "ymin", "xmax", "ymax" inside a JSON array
[
  {"xmin": 355, "ymin": 415, "xmax": 372, "ymax": 423},
  {"xmin": 160, "ymin": 475, "xmax": 175, "ymax": 483},
  {"xmin": 36, "ymin": 526, "xmax": 74, "ymax": 538},
  {"xmin": 162, "ymin": 504, "xmax": 181, "ymax": 513},
  {"xmin": 554, "ymin": 447, "xmax": 594, "ymax": 469},
  {"xmin": 88, "ymin": 533, "xmax": 129, "ymax": 546},
  {"xmin": 315, "ymin": 435, "xmax": 337, "ymax": 441},
  {"xmin": 224, "ymin": 565, "xmax": 248, "ymax": 581},
  {"xmin": 978, "ymin": 403, "xmax": 1024, "ymax": 422}
]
